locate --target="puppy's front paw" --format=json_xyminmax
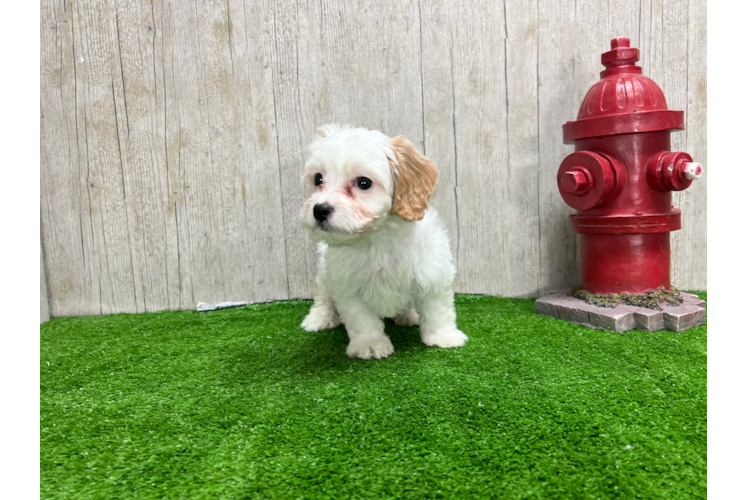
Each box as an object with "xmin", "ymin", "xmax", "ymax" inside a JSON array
[
  {"xmin": 393, "ymin": 309, "xmax": 420, "ymax": 327},
  {"xmin": 301, "ymin": 304, "xmax": 341, "ymax": 331},
  {"xmin": 346, "ymin": 336, "xmax": 395, "ymax": 360},
  {"xmin": 421, "ymin": 328, "xmax": 468, "ymax": 348}
]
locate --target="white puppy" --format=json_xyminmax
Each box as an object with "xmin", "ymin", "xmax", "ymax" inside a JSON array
[{"xmin": 299, "ymin": 124, "xmax": 467, "ymax": 359}]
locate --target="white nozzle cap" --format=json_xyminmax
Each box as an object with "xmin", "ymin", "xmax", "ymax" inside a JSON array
[{"xmin": 683, "ymin": 162, "xmax": 703, "ymax": 181}]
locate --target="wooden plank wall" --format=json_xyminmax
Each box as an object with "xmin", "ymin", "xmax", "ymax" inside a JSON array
[
  {"xmin": 41, "ymin": 0, "xmax": 707, "ymax": 318},
  {"xmin": 41, "ymin": 241, "xmax": 50, "ymax": 323}
]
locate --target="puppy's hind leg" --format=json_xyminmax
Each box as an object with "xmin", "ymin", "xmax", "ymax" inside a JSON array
[
  {"xmin": 301, "ymin": 244, "xmax": 341, "ymax": 332},
  {"xmin": 393, "ymin": 308, "xmax": 420, "ymax": 327}
]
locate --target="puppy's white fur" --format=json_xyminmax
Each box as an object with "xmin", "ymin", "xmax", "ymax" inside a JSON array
[{"xmin": 300, "ymin": 124, "xmax": 467, "ymax": 359}]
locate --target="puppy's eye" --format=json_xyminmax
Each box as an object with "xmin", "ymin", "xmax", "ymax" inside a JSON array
[
  {"xmin": 356, "ymin": 177, "xmax": 372, "ymax": 190},
  {"xmin": 314, "ymin": 173, "xmax": 323, "ymax": 186}
]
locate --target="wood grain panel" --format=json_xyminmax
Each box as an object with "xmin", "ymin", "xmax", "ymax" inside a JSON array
[
  {"xmin": 538, "ymin": 0, "xmax": 611, "ymax": 297},
  {"xmin": 41, "ymin": 241, "xmax": 50, "ymax": 324},
  {"xmin": 40, "ymin": 0, "xmax": 707, "ymax": 317}
]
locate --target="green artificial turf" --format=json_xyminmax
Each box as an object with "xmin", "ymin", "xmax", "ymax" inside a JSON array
[{"xmin": 41, "ymin": 293, "xmax": 707, "ymax": 499}]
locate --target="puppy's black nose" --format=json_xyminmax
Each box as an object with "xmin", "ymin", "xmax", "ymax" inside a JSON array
[{"xmin": 313, "ymin": 203, "xmax": 333, "ymax": 222}]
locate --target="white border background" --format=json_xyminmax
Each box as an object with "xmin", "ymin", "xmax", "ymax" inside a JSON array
[{"xmin": 707, "ymin": 2, "xmax": 741, "ymax": 497}]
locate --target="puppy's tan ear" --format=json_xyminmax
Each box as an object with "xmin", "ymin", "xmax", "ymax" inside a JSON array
[{"xmin": 388, "ymin": 136, "xmax": 440, "ymax": 222}]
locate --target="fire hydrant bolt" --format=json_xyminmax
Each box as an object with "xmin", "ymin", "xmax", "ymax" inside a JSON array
[{"xmin": 561, "ymin": 169, "xmax": 591, "ymax": 194}]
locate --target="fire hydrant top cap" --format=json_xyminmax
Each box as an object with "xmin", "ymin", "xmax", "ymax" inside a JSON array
[
  {"xmin": 562, "ymin": 37, "xmax": 684, "ymax": 144},
  {"xmin": 600, "ymin": 37, "xmax": 640, "ymax": 69}
]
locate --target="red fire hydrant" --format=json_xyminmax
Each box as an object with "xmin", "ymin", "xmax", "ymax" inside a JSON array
[{"xmin": 558, "ymin": 37, "xmax": 703, "ymax": 294}]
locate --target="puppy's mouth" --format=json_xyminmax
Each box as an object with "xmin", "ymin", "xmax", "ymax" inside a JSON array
[
  {"xmin": 313, "ymin": 217, "xmax": 342, "ymax": 235},
  {"xmin": 313, "ymin": 220, "xmax": 366, "ymax": 243},
  {"xmin": 315, "ymin": 221, "xmax": 352, "ymax": 235}
]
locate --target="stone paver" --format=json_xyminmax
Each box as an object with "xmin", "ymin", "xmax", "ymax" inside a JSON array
[
  {"xmin": 681, "ymin": 295, "xmax": 706, "ymax": 308},
  {"xmin": 535, "ymin": 291, "xmax": 705, "ymax": 333},
  {"xmin": 662, "ymin": 304, "xmax": 706, "ymax": 332},
  {"xmin": 533, "ymin": 293, "xmax": 566, "ymax": 318},
  {"xmin": 588, "ymin": 307, "xmax": 635, "ymax": 333},
  {"xmin": 557, "ymin": 298, "xmax": 594, "ymax": 326}
]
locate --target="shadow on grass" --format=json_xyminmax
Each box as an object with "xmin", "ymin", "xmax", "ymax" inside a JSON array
[
  {"xmin": 221, "ymin": 319, "xmax": 433, "ymax": 386},
  {"xmin": 217, "ymin": 293, "xmax": 539, "ymax": 388}
]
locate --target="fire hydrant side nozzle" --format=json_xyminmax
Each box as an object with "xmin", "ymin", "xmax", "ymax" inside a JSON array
[{"xmin": 558, "ymin": 37, "xmax": 703, "ymax": 295}]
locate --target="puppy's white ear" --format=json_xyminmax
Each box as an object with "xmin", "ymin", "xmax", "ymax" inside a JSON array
[
  {"xmin": 308, "ymin": 123, "xmax": 348, "ymax": 153},
  {"xmin": 388, "ymin": 136, "xmax": 440, "ymax": 222},
  {"xmin": 315, "ymin": 123, "xmax": 341, "ymax": 140}
]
